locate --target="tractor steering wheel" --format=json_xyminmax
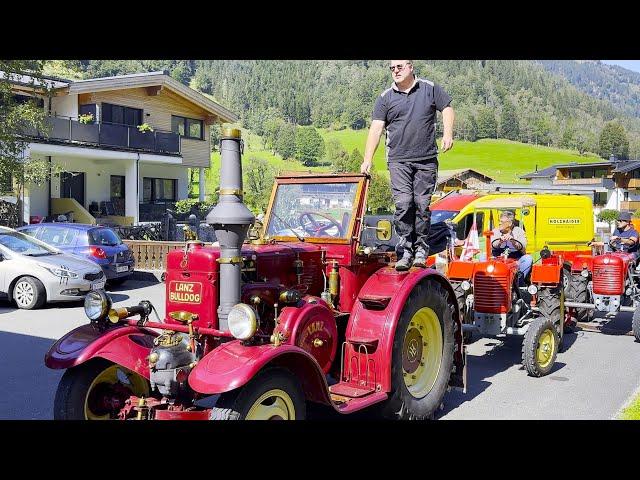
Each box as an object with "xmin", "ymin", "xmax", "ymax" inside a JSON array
[
  {"xmin": 298, "ymin": 212, "xmax": 344, "ymax": 237},
  {"xmin": 491, "ymin": 238, "xmax": 524, "ymax": 253}
]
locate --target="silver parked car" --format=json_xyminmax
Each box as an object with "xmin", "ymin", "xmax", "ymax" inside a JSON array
[{"xmin": 0, "ymin": 226, "xmax": 106, "ymax": 309}]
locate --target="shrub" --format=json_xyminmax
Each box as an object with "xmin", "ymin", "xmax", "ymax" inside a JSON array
[{"xmin": 597, "ymin": 209, "xmax": 620, "ymax": 224}]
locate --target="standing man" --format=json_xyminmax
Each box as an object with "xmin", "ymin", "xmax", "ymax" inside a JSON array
[{"xmin": 361, "ymin": 60, "xmax": 454, "ymax": 270}]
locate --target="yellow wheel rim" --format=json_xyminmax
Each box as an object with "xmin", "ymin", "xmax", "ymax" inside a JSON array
[
  {"xmin": 245, "ymin": 389, "xmax": 296, "ymax": 420},
  {"xmin": 84, "ymin": 364, "xmax": 149, "ymax": 420},
  {"xmin": 402, "ymin": 307, "xmax": 443, "ymax": 398},
  {"xmin": 536, "ymin": 329, "xmax": 556, "ymax": 370}
]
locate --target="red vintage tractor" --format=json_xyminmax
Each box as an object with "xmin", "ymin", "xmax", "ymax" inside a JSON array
[
  {"xmin": 564, "ymin": 238, "xmax": 640, "ymax": 342},
  {"xmin": 447, "ymin": 200, "xmax": 566, "ymax": 377},
  {"xmin": 45, "ymin": 128, "xmax": 466, "ymax": 420}
]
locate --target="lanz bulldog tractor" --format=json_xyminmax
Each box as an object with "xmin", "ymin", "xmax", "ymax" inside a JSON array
[
  {"xmin": 447, "ymin": 199, "xmax": 566, "ymax": 377},
  {"xmin": 564, "ymin": 238, "xmax": 640, "ymax": 342},
  {"xmin": 45, "ymin": 128, "xmax": 466, "ymax": 420}
]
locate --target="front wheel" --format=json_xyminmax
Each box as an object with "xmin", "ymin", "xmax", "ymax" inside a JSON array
[
  {"xmin": 54, "ymin": 359, "xmax": 150, "ymax": 420},
  {"xmin": 382, "ymin": 281, "xmax": 455, "ymax": 420},
  {"xmin": 210, "ymin": 368, "xmax": 306, "ymax": 420},
  {"xmin": 13, "ymin": 276, "xmax": 46, "ymax": 310},
  {"xmin": 522, "ymin": 317, "xmax": 559, "ymax": 377}
]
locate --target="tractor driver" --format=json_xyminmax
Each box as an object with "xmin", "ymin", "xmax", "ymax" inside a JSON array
[
  {"xmin": 490, "ymin": 210, "xmax": 533, "ymax": 279},
  {"xmin": 610, "ymin": 211, "xmax": 639, "ymax": 260}
]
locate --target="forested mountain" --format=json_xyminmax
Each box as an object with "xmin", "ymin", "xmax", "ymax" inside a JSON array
[
  {"xmin": 537, "ymin": 60, "xmax": 640, "ymax": 118},
  {"xmin": 55, "ymin": 60, "xmax": 640, "ymax": 159}
]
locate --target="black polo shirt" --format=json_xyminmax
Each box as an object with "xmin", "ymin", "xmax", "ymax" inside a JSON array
[{"xmin": 372, "ymin": 77, "xmax": 451, "ymax": 162}]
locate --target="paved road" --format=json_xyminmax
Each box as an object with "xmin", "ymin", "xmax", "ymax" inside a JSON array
[{"xmin": 1, "ymin": 280, "xmax": 639, "ymax": 420}]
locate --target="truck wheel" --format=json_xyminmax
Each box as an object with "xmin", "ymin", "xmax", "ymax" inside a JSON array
[
  {"xmin": 522, "ymin": 317, "xmax": 559, "ymax": 377},
  {"xmin": 538, "ymin": 286, "xmax": 564, "ymax": 351},
  {"xmin": 210, "ymin": 368, "xmax": 306, "ymax": 420},
  {"xmin": 633, "ymin": 308, "xmax": 640, "ymax": 343},
  {"xmin": 12, "ymin": 276, "xmax": 46, "ymax": 310},
  {"xmin": 566, "ymin": 273, "xmax": 591, "ymax": 325},
  {"xmin": 54, "ymin": 359, "xmax": 150, "ymax": 420},
  {"xmin": 452, "ymin": 281, "xmax": 473, "ymax": 343},
  {"xmin": 382, "ymin": 281, "xmax": 455, "ymax": 420}
]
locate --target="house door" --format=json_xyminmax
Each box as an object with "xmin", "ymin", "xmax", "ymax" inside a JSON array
[{"xmin": 61, "ymin": 172, "xmax": 85, "ymax": 207}]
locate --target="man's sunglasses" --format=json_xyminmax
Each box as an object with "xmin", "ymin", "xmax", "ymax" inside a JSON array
[{"xmin": 389, "ymin": 63, "xmax": 410, "ymax": 72}]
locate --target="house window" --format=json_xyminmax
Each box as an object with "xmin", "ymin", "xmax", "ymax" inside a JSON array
[
  {"xmin": 594, "ymin": 168, "xmax": 608, "ymax": 178},
  {"xmin": 142, "ymin": 178, "xmax": 177, "ymax": 203},
  {"xmin": 110, "ymin": 175, "xmax": 125, "ymax": 198},
  {"xmin": 12, "ymin": 94, "xmax": 44, "ymax": 108},
  {"xmin": 102, "ymin": 103, "xmax": 143, "ymax": 127},
  {"xmin": 171, "ymin": 115, "xmax": 203, "ymax": 140},
  {"xmin": 594, "ymin": 192, "xmax": 608, "ymax": 206}
]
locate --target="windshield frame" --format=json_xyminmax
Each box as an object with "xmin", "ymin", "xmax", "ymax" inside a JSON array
[{"xmin": 263, "ymin": 175, "xmax": 366, "ymax": 244}]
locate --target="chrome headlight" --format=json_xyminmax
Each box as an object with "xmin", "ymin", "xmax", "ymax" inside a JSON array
[
  {"xmin": 228, "ymin": 303, "xmax": 258, "ymax": 340},
  {"xmin": 40, "ymin": 264, "xmax": 78, "ymax": 279},
  {"xmin": 461, "ymin": 280, "xmax": 471, "ymax": 291},
  {"xmin": 528, "ymin": 285, "xmax": 538, "ymax": 295},
  {"xmin": 581, "ymin": 269, "xmax": 589, "ymax": 278},
  {"xmin": 84, "ymin": 290, "xmax": 111, "ymax": 321}
]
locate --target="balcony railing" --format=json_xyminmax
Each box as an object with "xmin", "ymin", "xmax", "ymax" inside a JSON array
[{"xmin": 21, "ymin": 115, "xmax": 181, "ymax": 155}]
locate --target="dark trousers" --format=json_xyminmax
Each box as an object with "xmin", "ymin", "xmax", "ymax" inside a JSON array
[{"xmin": 388, "ymin": 159, "xmax": 438, "ymax": 255}]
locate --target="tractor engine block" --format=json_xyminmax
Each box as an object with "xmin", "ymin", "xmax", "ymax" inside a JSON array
[{"xmin": 148, "ymin": 332, "xmax": 197, "ymax": 397}]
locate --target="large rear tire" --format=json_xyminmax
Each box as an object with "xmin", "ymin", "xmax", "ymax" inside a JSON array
[
  {"xmin": 538, "ymin": 286, "xmax": 564, "ymax": 351},
  {"xmin": 54, "ymin": 359, "xmax": 150, "ymax": 420},
  {"xmin": 566, "ymin": 273, "xmax": 591, "ymax": 326},
  {"xmin": 522, "ymin": 317, "xmax": 559, "ymax": 377},
  {"xmin": 210, "ymin": 368, "xmax": 306, "ymax": 420},
  {"xmin": 382, "ymin": 281, "xmax": 455, "ymax": 420},
  {"xmin": 632, "ymin": 308, "xmax": 640, "ymax": 343}
]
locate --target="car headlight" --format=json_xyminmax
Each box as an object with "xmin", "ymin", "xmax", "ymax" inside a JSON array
[
  {"xmin": 228, "ymin": 303, "xmax": 258, "ymax": 340},
  {"xmin": 40, "ymin": 264, "xmax": 78, "ymax": 278},
  {"xmin": 461, "ymin": 280, "xmax": 471, "ymax": 291},
  {"xmin": 84, "ymin": 290, "xmax": 111, "ymax": 321}
]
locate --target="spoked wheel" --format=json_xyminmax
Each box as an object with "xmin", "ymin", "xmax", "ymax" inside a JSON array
[
  {"xmin": 382, "ymin": 281, "xmax": 455, "ymax": 420},
  {"xmin": 54, "ymin": 359, "xmax": 150, "ymax": 420},
  {"xmin": 13, "ymin": 276, "xmax": 46, "ymax": 310},
  {"xmin": 210, "ymin": 368, "xmax": 305, "ymax": 420},
  {"xmin": 522, "ymin": 317, "xmax": 559, "ymax": 377}
]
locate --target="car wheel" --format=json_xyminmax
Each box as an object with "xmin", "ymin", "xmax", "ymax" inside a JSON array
[{"xmin": 13, "ymin": 276, "xmax": 46, "ymax": 310}]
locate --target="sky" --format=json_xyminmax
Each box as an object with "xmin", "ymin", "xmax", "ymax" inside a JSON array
[{"xmin": 602, "ymin": 60, "xmax": 640, "ymax": 74}]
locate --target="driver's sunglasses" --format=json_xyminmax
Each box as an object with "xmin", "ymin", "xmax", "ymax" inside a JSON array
[{"xmin": 389, "ymin": 63, "xmax": 409, "ymax": 72}]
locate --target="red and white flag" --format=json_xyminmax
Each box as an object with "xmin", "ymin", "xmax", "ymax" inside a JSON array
[{"xmin": 460, "ymin": 220, "xmax": 480, "ymax": 261}]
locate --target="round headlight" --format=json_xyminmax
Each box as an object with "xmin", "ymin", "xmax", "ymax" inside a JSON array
[
  {"xmin": 228, "ymin": 303, "xmax": 258, "ymax": 340},
  {"xmin": 487, "ymin": 264, "xmax": 495, "ymax": 273},
  {"xmin": 528, "ymin": 285, "xmax": 538, "ymax": 295},
  {"xmin": 581, "ymin": 269, "xmax": 589, "ymax": 277},
  {"xmin": 84, "ymin": 290, "xmax": 111, "ymax": 321},
  {"xmin": 461, "ymin": 280, "xmax": 471, "ymax": 291},
  {"xmin": 603, "ymin": 257, "xmax": 610, "ymax": 264}
]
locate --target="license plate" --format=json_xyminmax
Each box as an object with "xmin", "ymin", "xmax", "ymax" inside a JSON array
[
  {"xmin": 116, "ymin": 265, "xmax": 129, "ymax": 273},
  {"xmin": 91, "ymin": 280, "xmax": 106, "ymax": 290}
]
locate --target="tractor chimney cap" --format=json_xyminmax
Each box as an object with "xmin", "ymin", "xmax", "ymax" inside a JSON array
[{"xmin": 222, "ymin": 127, "xmax": 241, "ymax": 138}]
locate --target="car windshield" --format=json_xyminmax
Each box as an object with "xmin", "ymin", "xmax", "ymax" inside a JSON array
[
  {"xmin": 0, "ymin": 231, "xmax": 58, "ymax": 256},
  {"xmin": 431, "ymin": 210, "xmax": 458, "ymax": 224},
  {"xmin": 88, "ymin": 228, "xmax": 122, "ymax": 246},
  {"xmin": 265, "ymin": 182, "xmax": 358, "ymax": 240}
]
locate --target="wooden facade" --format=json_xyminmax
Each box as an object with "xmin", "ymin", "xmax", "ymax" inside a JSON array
[{"xmin": 78, "ymin": 88, "xmax": 211, "ymax": 167}]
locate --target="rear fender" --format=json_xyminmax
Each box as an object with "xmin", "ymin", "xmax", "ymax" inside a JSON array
[
  {"xmin": 188, "ymin": 341, "xmax": 331, "ymax": 405},
  {"xmin": 346, "ymin": 267, "xmax": 461, "ymax": 393},
  {"xmin": 44, "ymin": 324, "xmax": 157, "ymax": 379},
  {"xmin": 531, "ymin": 256, "xmax": 563, "ymax": 286}
]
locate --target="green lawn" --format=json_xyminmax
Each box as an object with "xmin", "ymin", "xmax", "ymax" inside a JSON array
[
  {"xmin": 205, "ymin": 128, "xmax": 602, "ymax": 193},
  {"xmin": 320, "ymin": 129, "xmax": 601, "ymax": 184},
  {"xmin": 620, "ymin": 393, "xmax": 640, "ymax": 420}
]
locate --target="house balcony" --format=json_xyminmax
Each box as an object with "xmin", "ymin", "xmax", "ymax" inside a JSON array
[
  {"xmin": 621, "ymin": 201, "xmax": 640, "ymax": 211},
  {"xmin": 21, "ymin": 115, "xmax": 181, "ymax": 156},
  {"xmin": 552, "ymin": 178, "xmax": 608, "ymax": 186}
]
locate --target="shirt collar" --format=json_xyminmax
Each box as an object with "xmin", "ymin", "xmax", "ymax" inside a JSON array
[{"xmin": 392, "ymin": 76, "xmax": 419, "ymax": 93}]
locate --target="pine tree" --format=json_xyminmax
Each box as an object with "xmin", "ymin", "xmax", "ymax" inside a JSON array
[
  {"xmin": 598, "ymin": 121, "xmax": 630, "ymax": 159},
  {"xmin": 500, "ymin": 101, "xmax": 520, "ymax": 141}
]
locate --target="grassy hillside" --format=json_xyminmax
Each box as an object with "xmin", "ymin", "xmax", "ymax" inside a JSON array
[
  {"xmin": 320, "ymin": 129, "xmax": 601, "ymax": 184},
  {"xmin": 205, "ymin": 128, "xmax": 602, "ymax": 193}
]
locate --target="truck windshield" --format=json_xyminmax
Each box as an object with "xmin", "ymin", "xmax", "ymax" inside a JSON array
[{"xmin": 266, "ymin": 182, "xmax": 358, "ymax": 240}]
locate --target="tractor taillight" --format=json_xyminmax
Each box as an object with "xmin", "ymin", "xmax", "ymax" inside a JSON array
[{"xmin": 90, "ymin": 247, "xmax": 107, "ymax": 259}]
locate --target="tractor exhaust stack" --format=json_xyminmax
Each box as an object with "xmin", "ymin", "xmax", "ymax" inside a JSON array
[{"xmin": 206, "ymin": 128, "xmax": 255, "ymax": 330}]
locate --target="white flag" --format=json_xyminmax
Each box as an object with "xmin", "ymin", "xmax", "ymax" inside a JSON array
[{"xmin": 460, "ymin": 221, "xmax": 480, "ymax": 261}]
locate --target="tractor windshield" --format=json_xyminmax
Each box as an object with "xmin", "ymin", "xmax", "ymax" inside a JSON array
[{"xmin": 265, "ymin": 181, "xmax": 359, "ymax": 241}]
